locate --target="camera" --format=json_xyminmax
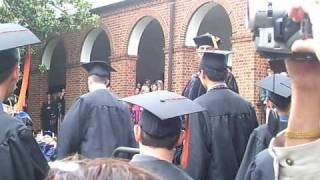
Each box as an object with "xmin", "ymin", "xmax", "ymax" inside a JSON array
[{"xmin": 247, "ymin": 0, "xmax": 317, "ymax": 60}]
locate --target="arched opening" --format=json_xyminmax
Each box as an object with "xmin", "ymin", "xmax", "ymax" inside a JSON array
[
  {"xmin": 80, "ymin": 28, "xmax": 112, "ymax": 78},
  {"xmin": 128, "ymin": 17, "xmax": 165, "ymax": 86},
  {"xmin": 185, "ymin": 3, "xmax": 232, "ymax": 65},
  {"xmin": 42, "ymin": 38, "xmax": 66, "ymax": 93}
]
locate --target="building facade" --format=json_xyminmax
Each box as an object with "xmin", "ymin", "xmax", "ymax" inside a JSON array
[{"xmin": 28, "ymin": 0, "xmax": 269, "ymax": 130}]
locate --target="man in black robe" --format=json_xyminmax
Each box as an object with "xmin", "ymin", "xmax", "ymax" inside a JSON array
[
  {"xmin": 226, "ymin": 67, "xmax": 239, "ymax": 94},
  {"xmin": 57, "ymin": 61, "xmax": 136, "ymax": 159},
  {"xmin": 182, "ymin": 73, "xmax": 206, "ymax": 100},
  {"xmin": 0, "ymin": 23, "xmax": 49, "ymax": 180},
  {"xmin": 40, "ymin": 92, "xmax": 58, "ymax": 133},
  {"xmin": 181, "ymin": 51, "xmax": 258, "ymax": 180},
  {"xmin": 121, "ymin": 91, "xmax": 204, "ymax": 180},
  {"xmin": 236, "ymin": 73, "xmax": 291, "ymax": 180}
]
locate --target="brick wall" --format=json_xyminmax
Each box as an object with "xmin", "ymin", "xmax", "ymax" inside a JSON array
[{"xmin": 29, "ymin": 0, "xmax": 269, "ymax": 129}]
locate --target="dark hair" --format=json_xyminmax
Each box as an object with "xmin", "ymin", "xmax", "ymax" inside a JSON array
[
  {"xmin": 141, "ymin": 130, "xmax": 180, "ymax": 150},
  {"xmin": 90, "ymin": 75, "xmax": 108, "ymax": 84},
  {"xmin": 268, "ymin": 92, "xmax": 291, "ymax": 111},
  {"xmin": 202, "ymin": 68, "xmax": 227, "ymax": 82},
  {"xmin": 0, "ymin": 65, "xmax": 16, "ymax": 84},
  {"xmin": 46, "ymin": 157, "xmax": 161, "ymax": 180}
]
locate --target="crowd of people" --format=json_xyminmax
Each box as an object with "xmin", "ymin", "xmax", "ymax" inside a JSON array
[{"xmin": 0, "ymin": 1, "xmax": 320, "ymax": 180}]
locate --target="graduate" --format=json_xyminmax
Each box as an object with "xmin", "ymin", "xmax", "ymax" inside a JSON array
[
  {"xmin": 0, "ymin": 23, "xmax": 49, "ymax": 180},
  {"xmin": 57, "ymin": 61, "xmax": 136, "ymax": 159},
  {"xmin": 121, "ymin": 91, "xmax": 204, "ymax": 180},
  {"xmin": 239, "ymin": 73, "xmax": 291, "ymax": 180},
  {"xmin": 182, "ymin": 50, "xmax": 258, "ymax": 180}
]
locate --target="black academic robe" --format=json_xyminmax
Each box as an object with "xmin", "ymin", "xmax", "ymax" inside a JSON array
[
  {"xmin": 184, "ymin": 88, "xmax": 258, "ymax": 180},
  {"xmin": 225, "ymin": 72, "xmax": 239, "ymax": 94},
  {"xmin": 243, "ymin": 149, "xmax": 275, "ymax": 180},
  {"xmin": 182, "ymin": 74, "xmax": 206, "ymax": 100},
  {"xmin": 57, "ymin": 89, "xmax": 136, "ymax": 159},
  {"xmin": 0, "ymin": 111, "xmax": 49, "ymax": 180},
  {"xmin": 131, "ymin": 154, "xmax": 193, "ymax": 180},
  {"xmin": 235, "ymin": 110, "xmax": 287, "ymax": 180},
  {"xmin": 40, "ymin": 102, "xmax": 57, "ymax": 132}
]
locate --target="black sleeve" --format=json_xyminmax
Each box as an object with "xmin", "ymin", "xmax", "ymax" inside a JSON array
[
  {"xmin": 235, "ymin": 131, "xmax": 259, "ymax": 180},
  {"xmin": 57, "ymin": 98, "xmax": 85, "ymax": 159},
  {"xmin": 185, "ymin": 111, "xmax": 211, "ymax": 180},
  {"xmin": 9, "ymin": 126, "xmax": 49, "ymax": 180}
]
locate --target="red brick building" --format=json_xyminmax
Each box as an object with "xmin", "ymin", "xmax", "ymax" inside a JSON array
[{"xmin": 28, "ymin": 0, "xmax": 268, "ymax": 130}]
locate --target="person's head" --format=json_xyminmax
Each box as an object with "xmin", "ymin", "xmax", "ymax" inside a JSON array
[
  {"xmin": 198, "ymin": 52, "xmax": 229, "ymax": 88},
  {"xmin": 0, "ymin": 24, "xmax": 40, "ymax": 100},
  {"xmin": 257, "ymin": 73, "xmax": 292, "ymax": 115},
  {"xmin": 136, "ymin": 83, "xmax": 142, "ymax": 89},
  {"xmin": 81, "ymin": 61, "xmax": 116, "ymax": 92},
  {"xmin": 0, "ymin": 49, "xmax": 20, "ymax": 99},
  {"xmin": 193, "ymin": 33, "xmax": 221, "ymax": 58},
  {"xmin": 87, "ymin": 75, "xmax": 109, "ymax": 92},
  {"xmin": 145, "ymin": 80, "xmax": 151, "ymax": 86},
  {"xmin": 151, "ymin": 83, "xmax": 158, "ymax": 92},
  {"xmin": 268, "ymin": 92, "xmax": 291, "ymax": 114},
  {"xmin": 134, "ymin": 111, "xmax": 185, "ymax": 151},
  {"xmin": 46, "ymin": 157, "xmax": 161, "ymax": 180},
  {"xmin": 121, "ymin": 91, "xmax": 204, "ymax": 154},
  {"xmin": 156, "ymin": 80, "xmax": 163, "ymax": 90},
  {"xmin": 140, "ymin": 85, "xmax": 150, "ymax": 94},
  {"xmin": 58, "ymin": 88, "xmax": 65, "ymax": 97},
  {"xmin": 134, "ymin": 87, "xmax": 140, "ymax": 95}
]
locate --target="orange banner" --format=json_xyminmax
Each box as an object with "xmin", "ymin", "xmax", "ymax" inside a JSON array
[{"xmin": 15, "ymin": 46, "xmax": 31, "ymax": 111}]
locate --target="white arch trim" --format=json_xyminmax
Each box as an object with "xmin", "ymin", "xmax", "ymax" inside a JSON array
[
  {"xmin": 128, "ymin": 16, "xmax": 154, "ymax": 56},
  {"xmin": 185, "ymin": 2, "xmax": 218, "ymax": 46},
  {"xmin": 42, "ymin": 38, "xmax": 60, "ymax": 70},
  {"xmin": 80, "ymin": 28, "xmax": 104, "ymax": 63}
]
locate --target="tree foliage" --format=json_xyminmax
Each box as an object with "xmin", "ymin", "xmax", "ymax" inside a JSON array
[{"xmin": 0, "ymin": 0, "xmax": 100, "ymax": 39}]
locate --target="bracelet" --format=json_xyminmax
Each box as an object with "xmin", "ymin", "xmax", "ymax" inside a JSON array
[{"xmin": 285, "ymin": 130, "xmax": 320, "ymax": 139}]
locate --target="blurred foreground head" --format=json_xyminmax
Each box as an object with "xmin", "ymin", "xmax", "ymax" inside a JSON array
[{"xmin": 46, "ymin": 157, "xmax": 161, "ymax": 180}]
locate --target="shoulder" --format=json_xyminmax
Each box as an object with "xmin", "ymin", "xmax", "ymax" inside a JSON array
[{"xmin": 0, "ymin": 113, "xmax": 28, "ymax": 142}]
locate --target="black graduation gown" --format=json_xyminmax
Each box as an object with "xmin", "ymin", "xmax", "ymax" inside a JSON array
[
  {"xmin": 57, "ymin": 89, "xmax": 136, "ymax": 159},
  {"xmin": 131, "ymin": 154, "xmax": 193, "ymax": 180},
  {"xmin": 182, "ymin": 75, "xmax": 206, "ymax": 100},
  {"xmin": 243, "ymin": 149, "xmax": 275, "ymax": 180},
  {"xmin": 40, "ymin": 102, "xmax": 57, "ymax": 132},
  {"xmin": 225, "ymin": 72, "xmax": 239, "ymax": 94},
  {"xmin": 236, "ymin": 111, "xmax": 287, "ymax": 180},
  {"xmin": 184, "ymin": 88, "xmax": 258, "ymax": 180},
  {"xmin": 0, "ymin": 111, "xmax": 49, "ymax": 180}
]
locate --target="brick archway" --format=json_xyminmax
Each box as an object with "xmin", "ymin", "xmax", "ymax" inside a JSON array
[
  {"xmin": 181, "ymin": 0, "xmax": 237, "ymax": 47},
  {"xmin": 80, "ymin": 27, "xmax": 113, "ymax": 63},
  {"xmin": 41, "ymin": 37, "xmax": 63, "ymax": 70},
  {"xmin": 126, "ymin": 12, "xmax": 168, "ymax": 57}
]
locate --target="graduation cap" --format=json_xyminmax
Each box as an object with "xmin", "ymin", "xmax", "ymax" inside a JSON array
[
  {"xmin": 200, "ymin": 51, "xmax": 231, "ymax": 71},
  {"xmin": 121, "ymin": 91, "xmax": 205, "ymax": 138},
  {"xmin": 257, "ymin": 73, "xmax": 291, "ymax": 109},
  {"xmin": 0, "ymin": 23, "xmax": 40, "ymax": 74},
  {"xmin": 193, "ymin": 33, "xmax": 221, "ymax": 48},
  {"xmin": 81, "ymin": 61, "xmax": 116, "ymax": 78}
]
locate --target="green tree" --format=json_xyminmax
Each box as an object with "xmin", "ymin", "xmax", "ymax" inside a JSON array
[{"xmin": 0, "ymin": 0, "xmax": 100, "ymax": 40}]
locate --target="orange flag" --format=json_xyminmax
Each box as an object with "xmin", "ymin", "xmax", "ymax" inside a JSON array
[{"xmin": 16, "ymin": 46, "xmax": 32, "ymax": 111}]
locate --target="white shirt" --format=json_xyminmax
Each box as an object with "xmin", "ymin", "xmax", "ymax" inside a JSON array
[{"xmin": 269, "ymin": 131, "xmax": 320, "ymax": 180}]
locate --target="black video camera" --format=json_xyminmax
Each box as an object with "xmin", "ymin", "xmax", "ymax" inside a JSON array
[{"xmin": 247, "ymin": 0, "xmax": 317, "ymax": 61}]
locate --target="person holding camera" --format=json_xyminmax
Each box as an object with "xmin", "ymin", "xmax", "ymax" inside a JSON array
[{"xmin": 244, "ymin": 1, "xmax": 320, "ymax": 179}]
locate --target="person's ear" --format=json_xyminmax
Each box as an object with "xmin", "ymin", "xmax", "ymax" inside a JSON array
[
  {"xmin": 176, "ymin": 130, "xmax": 186, "ymax": 146},
  {"xmin": 134, "ymin": 125, "xmax": 143, "ymax": 142}
]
